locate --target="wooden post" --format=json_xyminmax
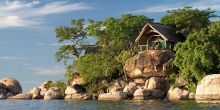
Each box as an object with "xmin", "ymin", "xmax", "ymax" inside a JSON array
[
  {"xmin": 164, "ymin": 40, "xmax": 167, "ymax": 50},
  {"xmin": 147, "ymin": 41, "xmax": 149, "ymax": 50}
]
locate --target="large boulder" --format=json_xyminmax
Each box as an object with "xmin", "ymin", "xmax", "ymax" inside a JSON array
[
  {"xmin": 196, "ymin": 74, "xmax": 220, "ymax": 101},
  {"xmin": 150, "ymin": 89, "xmax": 166, "ymax": 99},
  {"xmin": 123, "ymin": 82, "xmax": 137, "ymax": 96},
  {"xmin": 0, "ymin": 83, "xmax": 8, "ymax": 99},
  {"xmin": 98, "ymin": 91, "xmax": 127, "ymax": 100},
  {"xmin": 188, "ymin": 92, "xmax": 195, "ymax": 100},
  {"xmin": 65, "ymin": 84, "xmax": 82, "ymax": 95},
  {"xmin": 133, "ymin": 88, "xmax": 151, "ymax": 100},
  {"xmin": 166, "ymin": 87, "xmax": 190, "ymax": 100},
  {"xmin": 10, "ymin": 93, "xmax": 32, "ymax": 99},
  {"xmin": 0, "ymin": 78, "xmax": 22, "ymax": 95},
  {"xmin": 40, "ymin": 88, "xmax": 48, "ymax": 96},
  {"xmin": 70, "ymin": 77, "xmax": 85, "ymax": 85},
  {"xmin": 124, "ymin": 50, "xmax": 173, "ymax": 78},
  {"xmin": 44, "ymin": 87, "xmax": 62, "ymax": 100},
  {"xmin": 134, "ymin": 78, "xmax": 146, "ymax": 86},
  {"xmin": 65, "ymin": 93, "xmax": 92, "ymax": 100},
  {"xmin": 175, "ymin": 77, "xmax": 188, "ymax": 88},
  {"xmin": 39, "ymin": 80, "xmax": 52, "ymax": 89},
  {"xmin": 146, "ymin": 77, "xmax": 165, "ymax": 90},
  {"xmin": 108, "ymin": 80, "xmax": 125, "ymax": 93},
  {"xmin": 29, "ymin": 87, "xmax": 42, "ymax": 99}
]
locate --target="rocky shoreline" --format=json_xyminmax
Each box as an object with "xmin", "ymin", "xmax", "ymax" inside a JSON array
[
  {"xmin": 1, "ymin": 74, "xmax": 220, "ymax": 103},
  {"xmin": 0, "ymin": 50, "xmax": 219, "ymax": 103}
]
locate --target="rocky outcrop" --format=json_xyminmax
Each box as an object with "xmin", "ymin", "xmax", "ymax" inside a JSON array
[
  {"xmin": 64, "ymin": 83, "xmax": 89, "ymax": 100},
  {"xmin": 0, "ymin": 83, "xmax": 9, "ymax": 98},
  {"xmin": 108, "ymin": 80, "xmax": 125, "ymax": 93},
  {"xmin": 65, "ymin": 93, "xmax": 92, "ymax": 100},
  {"xmin": 44, "ymin": 87, "xmax": 62, "ymax": 100},
  {"xmin": 123, "ymin": 82, "xmax": 137, "ymax": 96},
  {"xmin": 29, "ymin": 87, "xmax": 42, "ymax": 99},
  {"xmin": 196, "ymin": 74, "xmax": 220, "ymax": 102},
  {"xmin": 134, "ymin": 78, "xmax": 146, "ymax": 86},
  {"xmin": 135, "ymin": 77, "xmax": 166, "ymax": 99},
  {"xmin": 0, "ymin": 78, "xmax": 22, "ymax": 95},
  {"xmin": 0, "ymin": 78, "xmax": 22, "ymax": 99},
  {"xmin": 70, "ymin": 77, "xmax": 85, "ymax": 85},
  {"xmin": 39, "ymin": 81, "xmax": 52, "ymax": 89},
  {"xmin": 65, "ymin": 84, "xmax": 82, "ymax": 95},
  {"xmin": 133, "ymin": 88, "xmax": 150, "ymax": 100},
  {"xmin": 146, "ymin": 77, "xmax": 165, "ymax": 90},
  {"xmin": 188, "ymin": 92, "xmax": 195, "ymax": 100},
  {"xmin": 98, "ymin": 91, "xmax": 127, "ymax": 100},
  {"xmin": 166, "ymin": 87, "xmax": 190, "ymax": 100},
  {"xmin": 175, "ymin": 77, "xmax": 188, "ymax": 89},
  {"xmin": 10, "ymin": 93, "xmax": 32, "ymax": 99},
  {"xmin": 124, "ymin": 50, "xmax": 173, "ymax": 78},
  {"xmin": 27, "ymin": 80, "xmax": 53, "ymax": 99}
]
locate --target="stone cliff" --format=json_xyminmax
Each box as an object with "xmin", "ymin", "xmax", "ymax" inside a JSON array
[{"xmin": 124, "ymin": 50, "xmax": 174, "ymax": 78}]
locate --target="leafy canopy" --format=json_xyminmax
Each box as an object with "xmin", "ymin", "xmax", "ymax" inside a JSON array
[
  {"xmin": 55, "ymin": 19, "xmax": 88, "ymax": 64},
  {"xmin": 173, "ymin": 21, "xmax": 220, "ymax": 91},
  {"xmin": 86, "ymin": 14, "xmax": 153, "ymax": 53},
  {"xmin": 161, "ymin": 7, "xmax": 215, "ymax": 36},
  {"xmin": 75, "ymin": 14, "xmax": 152, "ymax": 83}
]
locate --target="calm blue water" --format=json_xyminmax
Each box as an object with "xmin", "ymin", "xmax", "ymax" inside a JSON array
[{"xmin": 0, "ymin": 100, "xmax": 219, "ymax": 110}]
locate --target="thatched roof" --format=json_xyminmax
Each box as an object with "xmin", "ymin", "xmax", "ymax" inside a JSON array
[{"xmin": 135, "ymin": 23, "xmax": 185, "ymax": 42}]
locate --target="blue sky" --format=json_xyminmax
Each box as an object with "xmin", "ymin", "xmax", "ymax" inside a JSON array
[{"xmin": 0, "ymin": 0, "xmax": 219, "ymax": 92}]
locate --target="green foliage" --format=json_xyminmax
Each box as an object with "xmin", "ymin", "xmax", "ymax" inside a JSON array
[
  {"xmin": 161, "ymin": 7, "xmax": 215, "ymax": 36},
  {"xmin": 55, "ymin": 19, "xmax": 88, "ymax": 64},
  {"xmin": 74, "ymin": 14, "xmax": 153, "ymax": 90},
  {"xmin": 51, "ymin": 80, "xmax": 67, "ymax": 96},
  {"xmin": 169, "ymin": 72, "xmax": 178, "ymax": 87},
  {"xmin": 116, "ymin": 50, "xmax": 132, "ymax": 65},
  {"xmin": 75, "ymin": 49, "xmax": 122, "ymax": 84},
  {"xmin": 86, "ymin": 14, "xmax": 153, "ymax": 53},
  {"xmin": 173, "ymin": 21, "xmax": 220, "ymax": 91},
  {"xmin": 55, "ymin": 14, "xmax": 153, "ymax": 85},
  {"xmin": 64, "ymin": 65, "xmax": 75, "ymax": 80},
  {"xmin": 85, "ymin": 82, "xmax": 108, "ymax": 94}
]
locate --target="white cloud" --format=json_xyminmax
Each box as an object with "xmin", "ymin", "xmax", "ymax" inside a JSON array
[
  {"xmin": 0, "ymin": 56, "xmax": 28, "ymax": 60},
  {"xmin": 130, "ymin": 0, "xmax": 220, "ymax": 13},
  {"xmin": 0, "ymin": 16, "xmax": 43, "ymax": 28},
  {"xmin": 32, "ymin": 2, "xmax": 90, "ymax": 16},
  {"xmin": 32, "ymin": 66, "xmax": 65, "ymax": 76},
  {"xmin": 0, "ymin": 1, "xmax": 91, "ymax": 28},
  {"xmin": 4, "ymin": 0, "xmax": 39, "ymax": 10}
]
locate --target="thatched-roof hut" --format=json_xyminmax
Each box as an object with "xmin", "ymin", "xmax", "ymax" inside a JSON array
[{"xmin": 135, "ymin": 23, "xmax": 185, "ymax": 52}]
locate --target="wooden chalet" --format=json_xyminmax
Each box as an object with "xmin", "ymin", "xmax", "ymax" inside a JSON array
[{"xmin": 135, "ymin": 23, "xmax": 185, "ymax": 52}]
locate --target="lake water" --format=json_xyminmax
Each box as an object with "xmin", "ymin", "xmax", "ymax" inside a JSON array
[{"xmin": 0, "ymin": 100, "xmax": 219, "ymax": 110}]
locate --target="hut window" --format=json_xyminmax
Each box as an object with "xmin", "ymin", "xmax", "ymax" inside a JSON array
[
  {"xmin": 160, "ymin": 41, "xmax": 165, "ymax": 49},
  {"xmin": 168, "ymin": 42, "xmax": 172, "ymax": 49},
  {"xmin": 150, "ymin": 42, "xmax": 157, "ymax": 47}
]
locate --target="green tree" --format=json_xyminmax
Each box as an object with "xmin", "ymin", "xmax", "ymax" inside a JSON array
[
  {"xmin": 75, "ymin": 46, "xmax": 122, "ymax": 84},
  {"xmin": 173, "ymin": 21, "xmax": 220, "ymax": 91},
  {"xmin": 74, "ymin": 14, "xmax": 152, "ymax": 92},
  {"xmin": 52, "ymin": 80, "xmax": 67, "ymax": 96},
  {"xmin": 161, "ymin": 7, "xmax": 215, "ymax": 36},
  {"xmin": 86, "ymin": 14, "xmax": 153, "ymax": 53},
  {"xmin": 55, "ymin": 14, "xmax": 153, "ymax": 92},
  {"xmin": 55, "ymin": 19, "xmax": 87, "ymax": 64}
]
